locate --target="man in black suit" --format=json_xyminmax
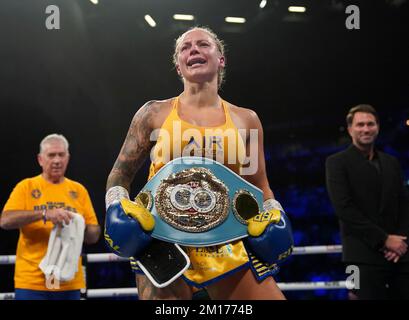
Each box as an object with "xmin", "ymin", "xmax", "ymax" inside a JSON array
[{"xmin": 326, "ymin": 104, "xmax": 409, "ymax": 299}]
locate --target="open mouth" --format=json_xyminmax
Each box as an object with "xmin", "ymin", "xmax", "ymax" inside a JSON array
[{"xmin": 187, "ymin": 57, "xmax": 207, "ymax": 67}]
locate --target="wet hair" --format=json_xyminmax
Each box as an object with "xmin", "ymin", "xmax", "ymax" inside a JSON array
[
  {"xmin": 173, "ymin": 26, "xmax": 226, "ymax": 89},
  {"xmin": 346, "ymin": 104, "xmax": 379, "ymax": 127}
]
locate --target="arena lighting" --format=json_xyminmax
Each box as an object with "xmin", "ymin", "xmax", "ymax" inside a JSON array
[
  {"xmin": 225, "ymin": 17, "xmax": 246, "ymax": 24},
  {"xmin": 288, "ymin": 6, "xmax": 307, "ymax": 13},
  {"xmin": 144, "ymin": 15, "xmax": 156, "ymax": 27},
  {"xmin": 406, "ymin": 119, "xmax": 409, "ymax": 126},
  {"xmin": 173, "ymin": 14, "xmax": 195, "ymax": 21},
  {"xmin": 259, "ymin": 0, "xmax": 267, "ymax": 9},
  {"xmin": 89, "ymin": 0, "xmax": 98, "ymax": 4}
]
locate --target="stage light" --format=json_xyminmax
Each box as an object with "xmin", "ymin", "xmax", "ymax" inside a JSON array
[
  {"xmin": 225, "ymin": 17, "xmax": 246, "ymax": 24},
  {"xmin": 144, "ymin": 15, "xmax": 156, "ymax": 27},
  {"xmin": 259, "ymin": 0, "xmax": 267, "ymax": 9},
  {"xmin": 173, "ymin": 14, "xmax": 194, "ymax": 21},
  {"xmin": 288, "ymin": 6, "xmax": 306, "ymax": 13},
  {"xmin": 89, "ymin": 0, "xmax": 98, "ymax": 4}
]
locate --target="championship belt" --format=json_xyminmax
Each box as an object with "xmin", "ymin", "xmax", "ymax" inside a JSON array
[
  {"xmin": 134, "ymin": 157, "xmax": 293, "ymax": 288},
  {"xmin": 136, "ymin": 156, "xmax": 269, "ymax": 247}
]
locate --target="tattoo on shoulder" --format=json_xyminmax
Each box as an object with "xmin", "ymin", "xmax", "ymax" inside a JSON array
[{"xmin": 107, "ymin": 101, "xmax": 161, "ymax": 190}]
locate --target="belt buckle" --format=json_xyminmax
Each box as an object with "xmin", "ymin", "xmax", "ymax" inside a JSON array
[{"xmin": 156, "ymin": 167, "xmax": 230, "ymax": 233}]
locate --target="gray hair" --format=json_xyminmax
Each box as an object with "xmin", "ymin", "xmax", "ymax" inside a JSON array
[{"xmin": 39, "ymin": 134, "xmax": 70, "ymax": 154}]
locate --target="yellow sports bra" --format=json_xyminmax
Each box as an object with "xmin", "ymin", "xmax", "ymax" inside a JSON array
[{"xmin": 148, "ymin": 96, "xmax": 246, "ymax": 179}]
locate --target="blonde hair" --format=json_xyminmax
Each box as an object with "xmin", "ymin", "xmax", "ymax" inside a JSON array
[{"xmin": 172, "ymin": 26, "xmax": 226, "ymax": 89}]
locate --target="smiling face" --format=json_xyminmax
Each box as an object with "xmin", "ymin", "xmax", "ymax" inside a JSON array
[
  {"xmin": 38, "ymin": 140, "xmax": 70, "ymax": 183},
  {"xmin": 348, "ymin": 112, "xmax": 379, "ymax": 149},
  {"xmin": 174, "ymin": 28, "xmax": 225, "ymax": 87}
]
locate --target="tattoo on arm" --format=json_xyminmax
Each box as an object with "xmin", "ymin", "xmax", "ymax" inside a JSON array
[
  {"xmin": 136, "ymin": 274, "xmax": 191, "ymax": 300},
  {"xmin": 136, "ymin": 276, "xmax": 160, "ymax": 300},
  {"xmin": 106, "ymin": 101, "xmax": 159, "ymax": 191}
]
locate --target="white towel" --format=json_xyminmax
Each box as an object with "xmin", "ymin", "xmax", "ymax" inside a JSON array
[{"xmin": 39, "ymin": 213, "xmax": 85, "ymax": 282}]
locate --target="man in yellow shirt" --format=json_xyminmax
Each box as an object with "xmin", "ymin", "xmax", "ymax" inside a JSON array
[{"xmin": 1, "ymin": 134, "xmax": 101, "ymax": 300}]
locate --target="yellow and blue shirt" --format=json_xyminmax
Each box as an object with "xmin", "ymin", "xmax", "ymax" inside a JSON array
[{"xmin": 3, "ymin": 175, "xmax": 99, "ymax": 291}]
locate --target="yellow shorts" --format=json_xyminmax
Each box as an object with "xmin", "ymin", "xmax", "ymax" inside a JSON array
[
  {"xmin": 131, "ymin": 240, "xmax": 279, "ymax": 288},
  {"xmin": 181, "ymin": 240, "xmax": 250, "ymax": 288}
]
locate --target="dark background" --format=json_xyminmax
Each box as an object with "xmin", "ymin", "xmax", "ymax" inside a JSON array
[{"xmin": 0, "ymin": 0, "xmax": 408, "ymax": 299}]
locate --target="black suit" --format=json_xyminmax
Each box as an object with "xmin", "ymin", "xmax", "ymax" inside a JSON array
[{"xmin": 326, "ymin": 144, "xmax": 409, "ymax": 299}]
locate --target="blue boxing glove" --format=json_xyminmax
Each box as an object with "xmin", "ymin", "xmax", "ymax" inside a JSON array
[
  {"xmin": 104, "ymin": 186, "xmax": 155, "ymax": 258},
  {"xmin": 245, "ymin": 199, "xmax": 294, "ymax": 265}
]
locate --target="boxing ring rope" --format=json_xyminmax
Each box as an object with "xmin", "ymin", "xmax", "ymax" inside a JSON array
[{"xmin": 0, "ymin": 245, "xmax": 345, "ymax": 299}]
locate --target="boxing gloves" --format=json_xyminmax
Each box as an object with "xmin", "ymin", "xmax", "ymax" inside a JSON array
[
  {"xmin": 104, "ymin": 184, "xmax": 293, "ymax": 268},
  {"xmin": 104, "ymin": 186, "xmax": 155, "ymax": 258},
  {"xmin": 245, "ymin": 199, "xmax": 294, "ymax": 265}
]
